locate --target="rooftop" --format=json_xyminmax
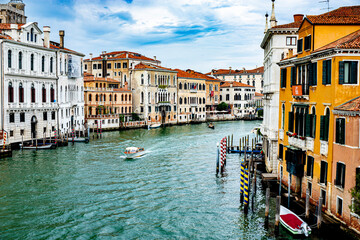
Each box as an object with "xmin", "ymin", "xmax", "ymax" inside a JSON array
[
  {"xmin": 209, "ymin": 66, "xmax": 264, "ymax": 76},
  {"xmin": 334, "ymin": 96, "xmax": 360, "ymax": 113},
  {"xmin": 85, "ymin": 51, "xmax": 160, "ymax": 63},
  {"xmin": 306, "ymin": 6, "xmax": 360, "ymax": 25},
  {"xmin": 175, "ymin": 69, "xmax": 218, "ymax": 81},
  {"xmin": 220, "ymin": 81, "xmax": 254, "ymax": 88}
]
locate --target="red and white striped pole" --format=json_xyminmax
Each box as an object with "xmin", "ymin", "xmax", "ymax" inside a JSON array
[{"xmin": 3, "ymin": 132, "xmax": 7, "ymax": 150}]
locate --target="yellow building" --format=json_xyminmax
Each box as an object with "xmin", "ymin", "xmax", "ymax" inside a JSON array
[
  {"xmin": 277, "ymin": 6, "xmax": 360, "ymax": 212},
  {"xmin": 84, "ymin": 73, "xmax": 132, "ymax": 130}
]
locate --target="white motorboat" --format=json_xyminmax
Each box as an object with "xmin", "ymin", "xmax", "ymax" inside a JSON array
[
  {"xmin": 124, "ymin": 147, "xmax": 145, "ymax": 159},
  {"xmin": 19, "ymin": 143, "xmax": 56, "ymax": 150},
  {"xmin": 148, "ymin": 123, "xmax": 161, "ymax": 129},
  {"xmin": 280, "ymin": 205, "xmax": 311, "ymax": 237},
  {"xmin": 71, "ymin": 137, "xmax": 90, "ymax": 143}
]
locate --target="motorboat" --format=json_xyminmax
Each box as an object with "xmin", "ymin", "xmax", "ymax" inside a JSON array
[
  {"xmin": 280, "ymin": 205, "xmax": 311, "ymax": 237},
  {"xmin": 124, "ymin": 147, "xmax": 145, "ymax": 159},
  {"xmin": 71, "ymin": 137, "xmax": 90, "ymax": 143},
  {"xmin": 148, "ymin": 123, "xmax": 161, "ymax": 129},
  {"xmin": 19, "ymin": 143, "xmax": 56, "ymax": 150},
  {"xmin": 207, "ymin": 122, "xmax": 215, "ymax": 129}
]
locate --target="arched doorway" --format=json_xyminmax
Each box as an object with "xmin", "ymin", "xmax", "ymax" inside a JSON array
[
  {"xmin": 31, "ymin": 116, "xmax": 37, "ymax": 139},
  {"xmin": 161, "ymin": 109, "xmax": 166, "ymax": 124}
]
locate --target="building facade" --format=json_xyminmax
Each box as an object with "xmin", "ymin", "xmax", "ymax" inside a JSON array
[
  {"xmin": 84, "ymin": 73, "xmax": 132, "ymax": 130},
  {"xmin": 260, "ymin": 0, "xmax": 301, "ymax": 173},
  {"xmin": 277, "ymin": 6, "xmax": 360, "ymax": 216},
  {"xmin": 0, "ymin": 0, "xmax": 26, "ymax": 24},
  {"xmin": 205, "ymin": 77, "xmax": 221, "ymax": 117}
]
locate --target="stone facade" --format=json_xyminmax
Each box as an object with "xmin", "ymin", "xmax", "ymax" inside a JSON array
[{"xmin": 0, "ymin": 0, "xmax": 26, "ymax": 24}]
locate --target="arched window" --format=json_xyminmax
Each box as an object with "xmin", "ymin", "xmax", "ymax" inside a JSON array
[
  {"xmin": 199, "ymin": 98, "xmax": 202, "ymax": 104},
  {"xmin": 8, "ymin": 50, "xmax": 12, "ymax": 68},
  {"xmin": 89, "ymin": 94, "xmax": 92, "ymax": 102},
  {"xmin": 50, "ymin": 85, "xmax": 55, "ymax": 102},
  {"xmin": 65, "ymin": 59, "xmax": 67, "ymax": 73},
  {"xmin": 31, "ymin": 83, "xmax": 35, "ymax": 103},
  {"xmin": 42, "ymin": 84, "xmax": 46, "ymax": 102},
  {"xmin": 125, "ymin": 94, "xmax": 128, "ymax": 101},
  {"xmin": 42, "ymin": 56, "xmax": 45, "ymax": 72},
  {"xmin": 121, "ymin": 94, "xmax": 124, "ymax": 101},
  {"xmin": 261, "ymin": 80, "xmax": 264, "ymax": 88},
  {"xmin": 173, "ymin": 76, "xmax": 176, "ymax": 86},
  {"xmin": 252, "ymin": 80, "xmax": 255, "ymax": 87},
  {"xmin": 184, "ymin": 97, "xmax": 187, "ymax": 104},
  {"xmin": 141, "ymin": 74, "xmax": 144, "ymax": 85},
  {"xmin": 155, "ymin": 75, "xmax": 157, "ymax": 85},
  {"xmin": 30, "ymin": 28, "xmax": 34, "ymax": 42},
  {"xmin": 129, "ymin": 107, "xmax": 131, "ymax": 112},
  {"xmin": 125, "ymin": 107, "xmax": 127, "ymax": 113},
  {"xmin": 203, "ymin": 84, "xmax": 205, "ymax": 90},
  {"xmin": 103, "ymin": 95, "xmax": 106, "ymax": 101},
  {"xmin": 109, "ymin": 95, "xmax": 112, "ymax": 101},
  {"xmin": 30, "ymin": 54, "xmax": 34, "ymax": 71},
  {"xmin": 199, "ymin": 84, "xmax": 202, "ymax": 91},
  {"xmin": 124, "ymin": 75, "xmax": 127, "ymax": 82},
  {"xmin": 8, "ymin": 82, "xmax": 13, "ymax": 103},
  {"xmin": 27, "ymin": 32, "xmax": 29, "ymax": 41},
  {"xmin": 179, "ymin": 82, "xmax": 182, "ymax": 89},
  {"xmin": 115, "ymin": 94, "xmax": 117, "ymax": 102},
  {"xmin": 247, "ymin": 80, "xmax": 250, "ymax": 85},
  {"xmin": 19, "ymin": 82, "xmax": 24, "ymax": 103},
  {"xmin": 184, "ymin": 83, "xmax": 187, "ymax": 90},
  {"xmin": 180, "ymin": 97, "xmax": 182, "ymax": 104},
  {"xmin": 281, "ymin": 104, "xmax": 285, "ymax": 129},
  {"xmin": 19, "ymin": 51, "xmax": 22, "ymax": 70},
  {"xmin": 148, "ymin": 74, "xmax": 150, "ymax": 85},
  {"xmin": 129, "ymin": 95, "xmax": 131, "ymax": 101},
  {"xmin": 96, "ymin": 94, "xmax": 98, "ymax": 101},
  {"xmin": 50, "ymin": 57, "xmax": 53, "ymax": 73},
  {"xmin": 148, "ymin": 92, "xmax": 151, "ymax": 103},
  {"xmin": 203, "ymin": 97, "xmax": 205, "ymax": 104},
  {"xmin": 141, "ymin": 92, "xmax": 144, "ymax": 103}
]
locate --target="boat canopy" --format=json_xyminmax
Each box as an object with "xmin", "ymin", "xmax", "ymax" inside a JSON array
[{"xmin": 126, "ymin": 147, "xmax": 139, "ymax": 152}]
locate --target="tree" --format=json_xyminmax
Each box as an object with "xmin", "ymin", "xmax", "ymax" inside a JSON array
[
  {"xmin": 350, "ymin": 173, "xmax": 360, "ymax": 215},
  {"xmin": 217, "ymin": 102, "xmax": 228, "ymax": 111}
]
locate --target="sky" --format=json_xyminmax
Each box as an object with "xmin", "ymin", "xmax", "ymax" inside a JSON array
[{"xmin": 24, "ymin": 0, "xmax": 360, "ymax": 73}]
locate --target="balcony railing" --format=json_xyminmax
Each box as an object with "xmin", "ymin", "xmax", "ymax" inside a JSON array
[{"xmin": 288, "ymin": 135, "xmax": 306, "ymax": 150}]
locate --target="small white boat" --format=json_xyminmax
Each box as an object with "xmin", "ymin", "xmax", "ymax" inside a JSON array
[
  {"xmin": 280, "ymin": 205, "xmax": 311, "ymax": 237},
  {"xmin": 19, "ymin": 143, "xmax": 55, "ymax": 150},
  {"xmin": 71, "ymin": 137, "xmax": 90, "ymax": 143},
  {"xmin": 148, "ymin": 123, "xmax": 161, "ymax": 129},
  {"xmin": 124, "ymin": 147, "xmax": 145, "ymax": 159}
]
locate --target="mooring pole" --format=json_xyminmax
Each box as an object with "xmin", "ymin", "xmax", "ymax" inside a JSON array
[
  {"xmin": 279, "ymin": 166, "xmax": 283, "ymax": 197},
  {"xmin": 317, "ymin": 197, "xmax": 323, "ymax": 229},
  {"xmin": 251, "ymin": 176, "xmax": 256, "ymax": 212},
  {"xmin": 244, "ymin": 166, "xmax": 249, "ymax": 215},
  {"xmin": 265, "ymin": 187, "xmax": 270, "ymax": 228},
  {"xmin": 306, "ymin": 188, "xmax": 310, "ymax": 219},
  {"xmin": 275, "ymin": 196, "xmax": 281, "ymax": 236},
  {"xmin": 240, "ymin": 159, "xmax": 245, "ymax": 204},
  {"xmin": 288, "ymin": 173, "xmax": 291, "ymax": 208},
  {"xmin": 216, "ymin": 143, "xmax": 220, "ymax": 176}
]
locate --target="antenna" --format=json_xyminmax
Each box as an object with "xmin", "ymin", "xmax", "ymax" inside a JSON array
[{"xmin": 319, "ymin": 0, "xmax": 332, "ymax": 13}]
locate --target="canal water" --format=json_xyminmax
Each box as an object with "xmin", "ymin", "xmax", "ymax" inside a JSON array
[{"xmin": 0, "ymin": 121, "xmax": 356, "ymax": 239}]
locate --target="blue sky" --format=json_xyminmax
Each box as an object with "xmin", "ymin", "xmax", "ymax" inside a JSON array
[{"xmin": 24, "ymin": 0, "xmax": 360, "ymax": 72}]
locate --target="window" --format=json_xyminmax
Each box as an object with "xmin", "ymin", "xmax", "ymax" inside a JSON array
[
  {"xmin": 306, "ymin": 107, "xmax": 316, "ymax": 138},
  {"xmin": 320, "ymin": 189, "xmax": 326, "ymax": 206},
  {"xmin": 42, "ymin": 84, "xmax": 46, "ymax": 102},
  {"xmin": 19, "ymin": 83, "xmax": 24, "ymax": 103},
  {"xmin": 297, "ymin": 38, "xmax": 303, "ymax": 53},
  {"xmin": 226, "ymin": 94, "xmax": 230, "ymax": 101},
  {"xmin": 8, "ymin": 50, "xmax": 12, "ymax": 68},
  {"xmin": 339, "ymin": 61, "xmax": 358, "ymax": 84},
  {"xmin": 320, "ymin": 109, "xmax": 330, "ymax": 141},
  {"xmin": 30, "ymin": 28, "xmax": 34, "ymax": 41},
  {"xmin": 288, "ymin": 111, "xmax": 294, "ymax": 132},
  {"xmin": 335, "ymin": 162, "xmax": 346, "ymax": 189},
  {"xmin": 123, "ymin": 62, "xmax": 128, "ymax": 68},
  {"xmin": 50, "ymin": 85, "xmax": 55, "ymax": 102},
  {"xmin": 43, "ymin": 111, "xmax": 48, "ymax": 121},
  {"xmin": 306, "ymin": 156, "xmax": 314, "ymax": 178},
  {"xmin": 84, "ymin": 64, "xmax": 87, "ymax": 70},
  {"xmin": 50, "ymin": 57, "xmax": 53, "ymax": 73},
  {"xmin": 337, "ymin": 197, "xmax": 343, "ymax": 216},
  {"xmin": 51, "ymin": 111, "xmax": 56, "ymax": 120},
  {"xmin": 322, "ymin": 60, "xmax": 331, "ymax": 85},
  {"xmin": 290, "ymin": 67, "xmax": 296, "ymax": 86},
  {"xmin": 279, "ymin": 144, "xmax": 283, "ymax": 160},
  {"xmin": 9, "ymin": 113, "xmax": 14, "ymax": 123},
  {"xmin": 148, "ymin": 106, "xmax": 151, "ymax": 113},
  {"xmin": 93, "ymin": 64, "xmax": 97, "ymax": 70},
  {"xmin": 30, "ymin": 54, "xmax": 34, "ymax": 71},
  {"xmin": 107, "ymin": 63, "xmax": 111, "ymax": 69},
  {"xmin": 8, "ymin": 82, "xmax": 13, "ymax": 103},
  {"xmin": 304, "ymin": 35, "xmax": 311, "ymax": 51},
  {"xmin": 320, "ymin": 161, "xmax": 328, "ymax": 185},
  {"xmin": 42, "ymin": 56, "xmax": 45, "ymax": 72},
  {"xmin": 148, "ymin": 75, "xmax": 151, "ymax": 85},
  {"xmin": 280, "ymin": 68, "xmax": 287, "ymax": 88},
  {"xmin": 286, "ymin": 37, "xmax": 297, "ymax": 46},
  {"xmin": 31, "ymin": 83, "xmax": 36, "ymax": 103},
  {"xmin": 19, "ymin": 52, "xmax": 22, "ymax": 70},
  {"xmin": 308, "ymin": 182, "xmax": 312, "ymax": 196},
  {"xmin": 335, "ymin": 118, "xmax": 345, "ymax": 144},
  {"xmin": 141, "ymin": 74, "xmax": 144, "ymax": 85},
  {"xmin": 97, "ymin": 63, "xmax": 101, "ymax": 69},
  {"xmin": 309, "ymin": 62, "xmax": 317, "ymax": 86},
  {"xmin": 20, "ymin": 112, "xmax": 25, "ymax": 122}
]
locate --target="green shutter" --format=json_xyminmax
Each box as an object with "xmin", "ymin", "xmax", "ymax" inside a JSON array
[
  {"xmin": 339, "ymin": 61, "xmax": 344, "ymax": 84},
  {"xmin": 320, "ymin": 115, "xmax": 325, "ymax": 140},
  {"xmin": 312, "ymin": 114, "xmax": 316, "ymax": 138},
  {"xmin": 322, "ymin": 61, "xmax": 327, "ymax": 85},
  {"xmin": 309, "ymin": 64, "xmax": 313, "ymax": 86},
  {"xmin": 288, "ymin": 111, "xmax": 294, "ymax": 132},
  {"xmin": 284, "ymin": 68, "xmax": 287, "ymax": 88},
  {"xmin": 305, "ymin": 113, "xmax": 311, "ymax": 137},
  {"xmin": 342, "ymin": 164, "xmax": 346, "ymax": 188},
  {"xmin": 336, "ymin": 162, "xmax": 341, "ymax": 186},
  {"xmin": 290, "ymin": 67, "xmax": 294, "ymax": 86},
  {"xmin": 340, "ymin": 118, "xmax": 345, "ymax": 144},
  {"xmin": 281, "ymin": 69, "xmax": 284, "ymax": 88},
  {"xmin": 336, "ymin": 118, "xmax": 340, "ymax": 143},
  {"xmin": 327, "ymin": 60, "xmax": 332, "ymax": 84},
  {"xmin": 325, "ymin": 114, "xmax": 330, "ymax": 141},
  {"xmin": 313, "ymin": 63, "xmax": 317, "ymax": 85},
  {"xmin": 351, "ymin": 61, "xmax": 358, "ymax": 84}
]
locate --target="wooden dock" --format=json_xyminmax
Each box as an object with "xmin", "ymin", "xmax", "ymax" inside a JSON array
[{"xmin": 261, "ymin": 173, "xmax": 277, "ymax": 181}]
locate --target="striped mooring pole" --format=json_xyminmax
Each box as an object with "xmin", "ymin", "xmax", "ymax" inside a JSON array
[
  {"xmin": 54, "ymin": 129, "xmax": 57, "ymax": 145},
  {"xmin": 220, "ymin": 137, "xmax": 227, "ymax": 174},
  {"xmin": 3, "ymin": 132, "xmax": 7, "ymax": 150},
  {"xmin": 244, "ymin": 166, "xmax": 249, "ymax": 214},
  {"xmin": 240, "ymin": 160, "xmax": 245, "ymax": 203}
]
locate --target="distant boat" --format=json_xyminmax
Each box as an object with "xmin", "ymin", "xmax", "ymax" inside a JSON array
[
  {"xmin": 20, "ymin": 143, "xmax": 56, "ymax": 150},
  {"xmin": 71, "ymin": 137, "xmax": 90, "ymax": 143},
  {"xmin": 207, "ymin": 122, "xmax": 215, "ymax": 129},
  {"xmin": 124, "ymin": 147, "xmax": 145, "ymax": 159},
  {"xmin": 280, "ymin": 205, "xmax": 311, "ymax": 237},
  {"xmin": 148, "ymin": 123, "xmax": 161, "ymax": 129}
]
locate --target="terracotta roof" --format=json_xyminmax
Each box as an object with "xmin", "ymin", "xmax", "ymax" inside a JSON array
[
  {"xmin": 50, "ymin": 42, "xmax": 83, "ymax": 56},
  {"xmin": 84, "ymin": 75, "xmax": 120, "ymax": 84},
  {"xmin": 271, "ymin": 21, "xmax": 301, "ymax": 29},
  {"xmin": 85, "ymin": 51, "xmax": 160, "ymax": 62},
  {"xmin": 255, "ymin": 92, "xmax": 264, "ymax": 97},
  {"xmin": 0, "ymin": 23, "xmax": 24, "ymax": 30},
  {"xmin": 210, "ymin": 66, "xmax": 264, "ymax": 76},
  {"xmin": 0, "ymin": 34, "xmax": 13, "ymax": 40},
  {"xmin": 334, "ymin": 96, "xmax": 360, "ymax": 112},
  {"xmin": 220, "ymin": 81, "xmax": 254, "ymax": 88},
  {"xmin": 314, "ymin": 29, "xmax": 360, "ymax": 52},
  {"xmin": 174, "ymin": 69, "xmax": 217, "ymax": 81},
  {"xmin": 306, "ymin": 6, "xmax": 360, "ymax": 25}
]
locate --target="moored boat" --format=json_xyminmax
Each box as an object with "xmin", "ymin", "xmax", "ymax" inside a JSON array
[
  {"xmin": 124, "ymin": 147, "xmax": 145, "ymax": 159},
  {"xmin": 280, "ymin": 205, "xmax": 311, "ymax": 236},
  {"xmin": 148, "ymin": 123, "xmax": 161, "ymax": 129},
  {"xmin": 71, "ymin": 137, "xmax": 90, "ymax": 143},
  {"xmin": 20, "ymin": 143, "xmax": 56, "ymax": 150}
]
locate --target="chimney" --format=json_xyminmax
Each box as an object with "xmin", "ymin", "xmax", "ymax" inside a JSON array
[
  {"xmin": 10, "ymin": 24, "xmax": 18, "ymax": 40},
  {"xmin": 229, "ymin": 66, "xmax": 232, "ymax": 74},
  {"xmin": 102, "ymin": 51, "xmax": 106, "ymax": 55},
  {"xmin": 43, "ymin": 26, "xmax": 50, "ymax": 48},
  {"xmin": 264, "ymin": 13, "xmax": 269, "ymax": 33},
  {"xmin": 126, "ymin": 53, "xmax": 129, "ymax": 58},
  {"xmin": 154, "ymin": 56, "xmax": 156, "ymax": 61},
  {"xmin": 124, "ymin": 81, "xmax": 128, "ymax": 90},
  {"xmin": 270, "ymin": 0, "xmax": 277, "ymax": 28},
  {"xmin": 59, "ymin": 30, "xmax": 65, "ymax": 48},
  {"xmin": 288, "ymin": 49, "xmax": 294, "ymax": 57},
  {"xmin": 293, "ymin": 14, "xmax": 304, "ymax": 22},
  {"xmin": 89, "ymin": 53, "xmax": 93, "ymax": 60}
]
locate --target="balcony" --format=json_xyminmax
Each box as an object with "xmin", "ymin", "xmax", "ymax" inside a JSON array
[
  {"xmin": 306, "ymin": 137, "xmax": 314, "ymax": 152},
  {"xmin": 320, "ymin": 140, "xmax": 328, "ymax": 156},
  {"xmin": 288, "ymin": 134, "xmax": 306, "ymax": 150},
  {"xmin": 158, "ymin": 101, "xmax": 170, "ymax": 106},
  {"xmin": 292, "ymin": 85, "xmax": 309, "ymax": 99},
  {"xmin": 190, "ymin": 89, "xmax": 197, "ymax": 93}
]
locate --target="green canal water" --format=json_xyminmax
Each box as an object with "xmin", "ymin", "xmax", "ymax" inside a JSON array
[{"xmin": 0, "ymin": 121, "xmax": 356, "ymax": 239}]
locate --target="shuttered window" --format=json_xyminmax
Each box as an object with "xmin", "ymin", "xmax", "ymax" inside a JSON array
[
  {"xmin": 335, "ymin": 162, "xmax": 346, "ymax": 189},
  {"xmin": 320, "ymin": 114, "xmax": 330, "ymax": 141},
  {"xmin": 335, "ymin": 118, "xmax": 345, "ymax": 144},
  {"xmin": 306, "ymin": 156, "xmax": 314, "ymax": 178},
  {"xmin": 339, "ymin": 61, "xmax": 358, "ymax": 84},
  {"xmin": 322, "ymin": 60, "xmax": 331, "ymax": 85},
  {"xmin": 291, "ymin": 67, "xmax": 296, "ymax": 86},
  {"xmin": 281, "ymin": 68, "xmax": 287, "ymax": 88},
  {"xmin": 279, "ymin": 144, "xmax": 284, "ymax": 160},
  {"xmin": 297, "ymin": 39, "xmax": 303, "ymax": 53},
  {"xmin": 304, "ymin": 35, "xmax": 311, "ymax": 51},
  {"xmin": 309, "ymin": 62, "xmax": 317, "ymax": 86},
  {"xmin": 320, "ymin": 161, "xmax": 328, "ymax": 185},
  {"xmin": 288, "ymin": 111, "xmax": 294, "ymax": 132},
  {"xmin": 305, "ymin": 113, "xmax": 316, "ymax": 138}
]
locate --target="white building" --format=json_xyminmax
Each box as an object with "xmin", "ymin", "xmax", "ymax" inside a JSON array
[
  {"xmin": 220, "ymin": 81, "xmax": 255, "ymax": 117},
  {"xmin": 209, "ymin": 66, "xmax": 264, "ymax": 94},
  {"xmin": 260, "ymin": 0, "xmax": 301, "ymax": 173}
]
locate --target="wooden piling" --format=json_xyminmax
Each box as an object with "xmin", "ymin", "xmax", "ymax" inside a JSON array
[
  {"xmin": 305, "ymin": 188, "xmax": 310, "ymax": 219},
  {"xmin": 317, "ymin": 197, "xmax": 323, "ymax": 229},
  {"xmin": 275, "ymin": 195, "xmax": 281, "ymax": 236},
  {"xmin": 239, "ymin": 138, "xmax": 241, "ymax": 151},
  {"xmin": 231, "ymin": 134, "xmax": 233, "ymax": 148},
  {"xmin": 251, "ymin": 176, "xmax": 256, "ymax": 212},
  {"xmin": 265, "ymin": 187, "xmax": 270, "ymax": 227}
]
